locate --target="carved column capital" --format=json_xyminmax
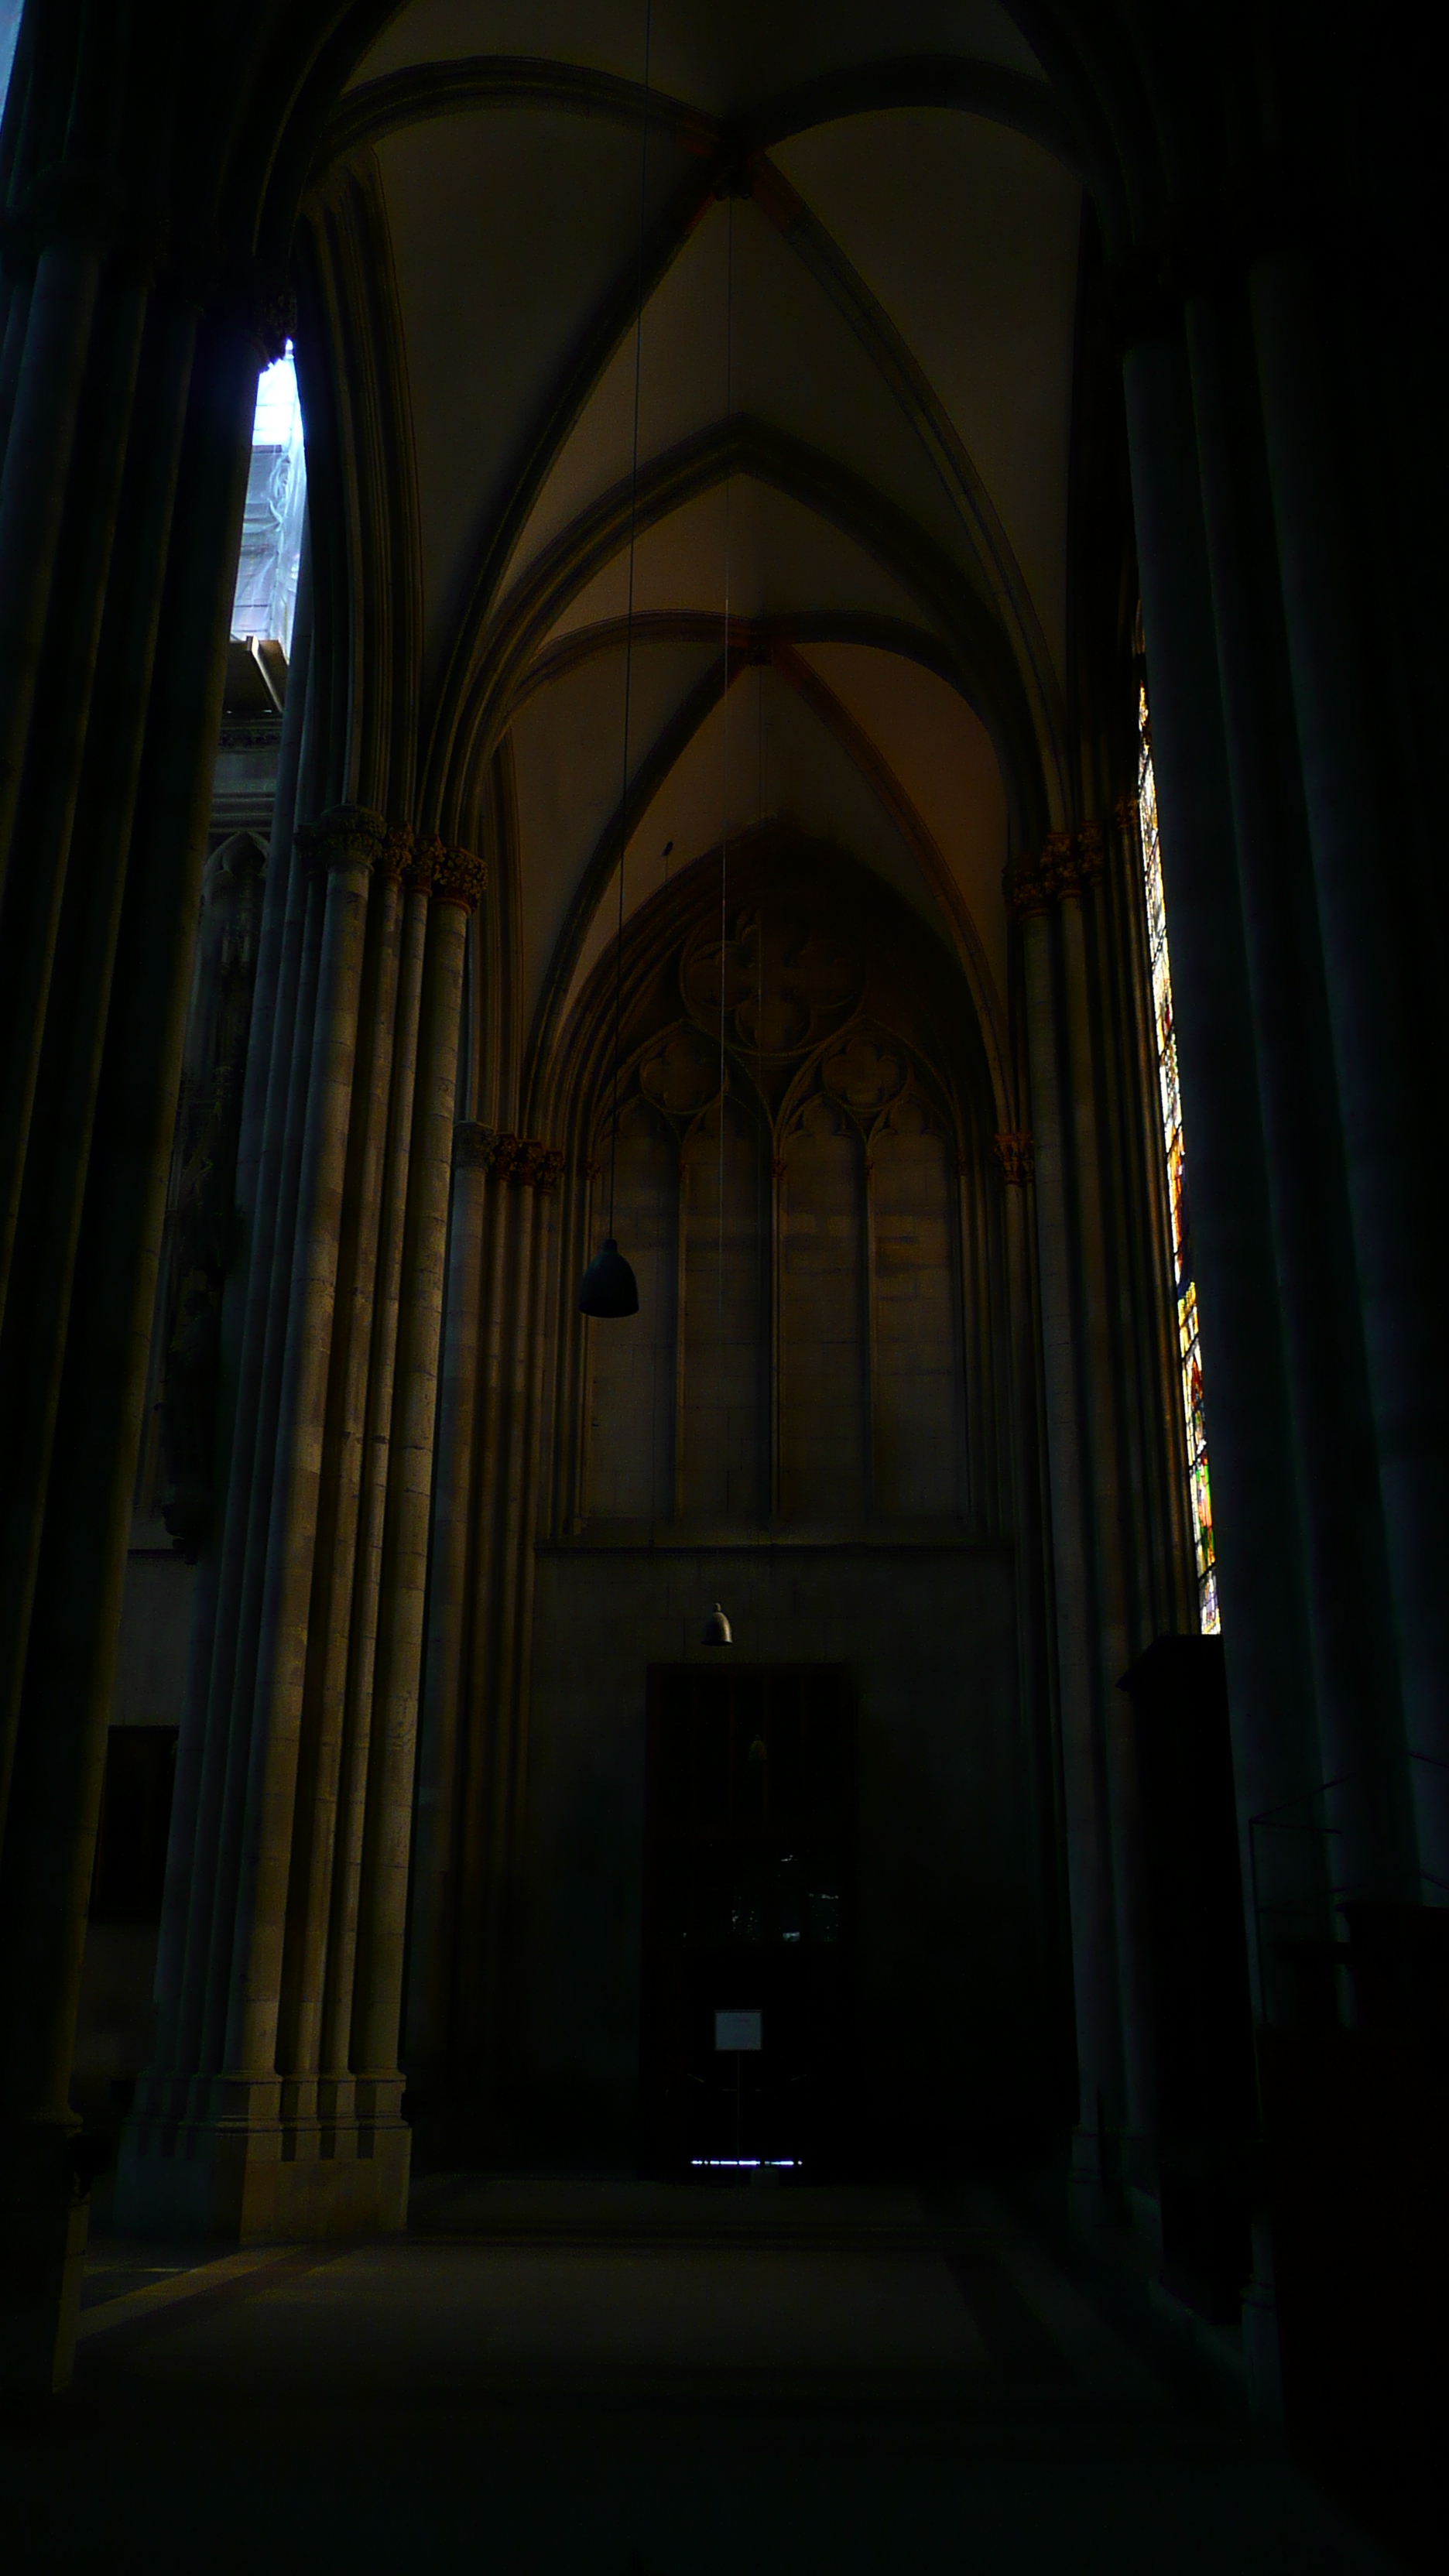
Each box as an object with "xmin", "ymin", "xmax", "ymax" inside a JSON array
[
  {"xmin": 485, "ymin": 1133, "xmax": 564, "ymax": 1188},
  {"xmin": 399, "ymin": 834, "xmax": 485, "ymax": 909},
  {"xmin": 296, "ymin": 804, "xmax": 389, "ymax": 877},
  {"xmin": 992, "ymin": 1131, "xmax": 1036, "ymax": 1187},
  {"xmin": 1005, "ymin": 848, "xmax": 1053, "ymax": 918},
  {"xmin": 377, "ymin": 822, "xmax": 414, "ymax": 882},
  {"xmin": 401, "ymin": 830, "xmax": 442, "ymax": 895},
  {"xmin": 453, "ymin": 1122, "xmax": 502, "ymax": 1172},
  {"xmin": 432, "ymin": 843, "xmax": 488, "ymax": 913},
  {"xmin": 1074, "ymin": 820, "xmax": 1105, "ymax": 890},
  {"xmin": 1006, "ymin": 825, "xmax": 1105, "ymax": 916},
  {"xmin": 518, "ymin": 1142, "xmax": 565, "ymax": 1193}
]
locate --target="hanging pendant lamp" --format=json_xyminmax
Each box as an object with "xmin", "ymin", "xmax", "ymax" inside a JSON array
[
  {"xmin": 701, "ymin": 1601, "xmax": 733, "ymax": 1647},
  {"xmin": 578, "ymin": 1, "xmax": 653, "ymax": 1323},
  {"xmin": 580, "ymin": 1236, "xmax": 639, "ymax": 1317}
]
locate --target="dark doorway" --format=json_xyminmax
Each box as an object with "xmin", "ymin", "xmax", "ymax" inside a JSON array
[{"xmin": 640, "ymin": 1664, "xmax": 858, "ymax": 2180}]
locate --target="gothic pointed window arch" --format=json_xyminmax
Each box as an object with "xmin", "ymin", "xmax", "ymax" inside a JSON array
[
  {"xmin": 1137, "ymin": 677, "xmax": 1219, "ymax": 1633},
  {"xmin": 575, "ymin": 844, "xmax": 989, "ymax": 1540}
]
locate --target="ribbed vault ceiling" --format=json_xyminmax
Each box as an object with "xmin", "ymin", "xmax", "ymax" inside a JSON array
[{"xmin": 337, "ymin": 0, "xmax": 1084, "ymax": 1100}]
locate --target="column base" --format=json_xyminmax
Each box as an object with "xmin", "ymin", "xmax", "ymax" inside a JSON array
[
  {"xmin": 113, "ymin": 2110, "xmax": 410, "ymax": 2242},
  {"xmin": 1067, "ymin": 2120, "xmax": 1123, "ymax": 2228},
  {"xmin": 1242, "ymin": 2213, "xmax": 1284, "ymax": 2419},
  {"xmin": 0, "ymin": 2117, "xmax": 91, "ymax": 2393}
]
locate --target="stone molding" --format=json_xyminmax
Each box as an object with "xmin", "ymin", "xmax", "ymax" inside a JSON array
[
  {"xmin": 296, "ymin": 804, "xmax": 389, "ymax": 875},
  {"xmin": 294, "ymin": 814, "xmax": 486, "ymax": 910},
  {"xmin": 245, "ymin": 283, "xmax": 298, "ymax": 365},
  {"xmin": 402, "ymin": 831, "xmax": 443, "ymax": 895},
  {"xmin": 1074, "ymin": 820, "xmax": 1105, "ymax": 890},
  {"xmin": 496, "ymin": 1135, "xmax": 564, "ymax": 1190},
  {"xmin": 453, "ymin": 1122, "xmax": 503, "ymax": 1172},
  {"xmin": 1114, "ymin": 793, "xmax": 1141, "ymax": 848},
  {"xmin": 379, "ymin": 822, "xmax": 415, "ymax": 882},
  {"xmin": 452, "ymin": 1125, "xmax": 562, "ymax": 1189},
  {"xmin": 522, "ymin": 1142, "xmax": 565, "ymax": 1192},
  {"xmin": 0, "ymin": 173, "xmax": 166, "ymax": 279},
  {"xmin": 402, "ymin": 833, "xmax": 487, "ymax": 910},
  {"xmin": 992, "ymin": 1132, "xmax": 1036, "ymax": 1187},
  {"xmin": 1005, "ymin": 824, "xmax": 1106, "ymax": 919},
  {"xmin": 433, "ymin": 843, "xmax": 488, "ymax": 912}
]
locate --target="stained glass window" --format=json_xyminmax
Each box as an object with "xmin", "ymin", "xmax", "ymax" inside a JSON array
[{"xmin": 1138, "ymin": 682, "xmax": 1219, "ymax": 1634}]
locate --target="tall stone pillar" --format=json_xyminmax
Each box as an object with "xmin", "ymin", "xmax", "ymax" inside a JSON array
[
  {"xmin": 313, "ymin": 857, "xmax": 432, "ymax": 2148},
  {"xmin": 1250, "ymin": 253, "xmax": 1449, "ymax": 1888},
  {"xmin": 0, "ymin": 261, "xmax": 148, "ymax": 1331},
  {"xmin": 1187, "ymin": 285, "xmax": 1416, "ymax": 1898},
  {"xmin": 406, "ymin": 1120, "xmax": 498, "ymax": 2084},
  {"xmin": 0, "ymin": 274, "xmax": 200, "ymax": 1846},
  {"xmin": 1123, "ymin": 325, "xmax": 1330, "ymax": 2000},
  {"xmin": 994, "ymin": 1125, "xmax": 1070, "ymax": 2136},
  {"xmin": 149, "ymin": 536, "xmax": 314, "ymax": 2144},
  {"xmin": 409, "ymin": 1125, "xmax": 563, "ymax": 2132},
  {"xmin": 351, "ymin": 844, "xmax": 483, "ymax": 2180},
  {"xmin": 1012, "ymin": 866, "xmax": 1125, "ymax": 2207},
  {"xmin": 448, "ymin": 1130, "xmax": 516, "ymax": 2086},
  {"xmin": 156, "ymin": 820, "xmax": 329, "ymax": 2126},
  {"xmin": 0, "ymin": 236, "xmax": 104, "ymax": 916},
  {"xmin": 1053, "ymin": 831, "xmax": 1160, "ymax": 2184},
  {"xmin": 276, "ymin": 843, "xmax": 408, "ymax": 2139},
  {"xmin": 0, "ymin": 296, "xmax": 260, "ymax": 2389},
  {"xmin": 215, "ymin": 809, "xmax": 386, "ymax": 2146},
  {"xmin": 120, "ymin": 824, "xmax": 485, "ymax": 2239}
]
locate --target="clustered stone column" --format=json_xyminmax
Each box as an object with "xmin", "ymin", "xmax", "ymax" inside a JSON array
[
  {"xmin": 1007, "ymin": 820, "xmax": 1197, "ymax": 2216},
  {"xmin": 406, "ymin": 1125, "xmax": 564, "ymax": 2135},
  {"xmin": 149, "ymin": 831, "xmax": 269, "ymax": 1557},
  {"xmin": 1122, "ymin": 303, "xmax": 1431, "ymax": 1955},
  {"xmin": 0, "ymin": 176, "xmax": 268, "ymax": 2381},
  {"xmin": 116, "ymin": 816, "xmax": 485, "ymax": 2238}
]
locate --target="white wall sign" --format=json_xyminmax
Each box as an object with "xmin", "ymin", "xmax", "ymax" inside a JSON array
[{"xmin": 714, "ymin": 2008, "xmax": 762, "ymax": 2053}]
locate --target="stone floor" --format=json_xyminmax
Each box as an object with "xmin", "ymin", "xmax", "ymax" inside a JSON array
[{"xmin": 1, "ymin": 2177, "xmax": 1407, "ymax": 2574}]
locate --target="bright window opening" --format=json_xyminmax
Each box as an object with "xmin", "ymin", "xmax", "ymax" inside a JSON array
[
  {"xmin": 0, "ymin": 4, "xmax": 20, "ymax": 120},
  {"xmin": 1138, "ymin": 683, "xmax": 1220, "ymax": 1635},
  {"xmin": 231, "ymin": 343, "xmax": 306, "ymax": 659}
]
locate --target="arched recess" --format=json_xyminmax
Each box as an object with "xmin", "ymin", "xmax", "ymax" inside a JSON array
[
  {"xmin": 536, "ymin": 833, "xmax": 1010, "ymax": 1545},
  {"xmin": 516, "ymin": 618, "xmax": 1013, "ymax": 1129}
]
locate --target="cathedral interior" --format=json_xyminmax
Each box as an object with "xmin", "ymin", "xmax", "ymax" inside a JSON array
[{"xmin": 0, "ymin": 5, "xmax": 1444, "ymax": 2571}]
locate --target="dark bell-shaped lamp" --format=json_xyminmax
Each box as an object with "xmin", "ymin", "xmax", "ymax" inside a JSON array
[
  {"xmin": 579, "ymin": 1236, "xmax": 639, "ymax": 1318},
  {"xmin": 701, "ymin": 1601, "xmax": 732, "ymax": 1646}
]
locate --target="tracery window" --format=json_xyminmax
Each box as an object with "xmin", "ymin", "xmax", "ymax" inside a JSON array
[
  {"xmin": 1138, "ymin": 683, "xmax": 1219, "ymax": 1633},
  {"xmin": 582, "ymin": 862, "xmax": 981, "ymax": 1535}
]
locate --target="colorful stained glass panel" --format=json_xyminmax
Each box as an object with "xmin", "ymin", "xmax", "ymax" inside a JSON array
[{"xmin": 1138, "ymin": 685, "xmax": 1219, "ymax": 1635}]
